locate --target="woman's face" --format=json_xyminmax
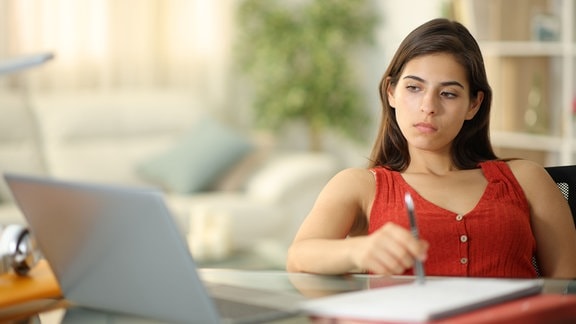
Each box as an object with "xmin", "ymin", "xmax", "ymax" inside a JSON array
[{"xmin": 387, "ymin": 53, "xmax": 483, "ymax": 155}]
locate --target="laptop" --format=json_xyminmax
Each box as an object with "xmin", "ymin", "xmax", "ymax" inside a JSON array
[{"xmin": 4, "ymin": 173, "xmax": 302, "ymax": 323}]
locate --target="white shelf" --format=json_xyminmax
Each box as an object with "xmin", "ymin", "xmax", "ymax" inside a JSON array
[
  {"xmin": 470, "ymin": 0, "xmax": 575, "ymax": 166},
  {"xmin": 479, "ymin": 41, "xmax": 566, "ymax": 57},
  {"xmin": 491, "ymin": 131, "xmax": 563, "ymax": 152}
]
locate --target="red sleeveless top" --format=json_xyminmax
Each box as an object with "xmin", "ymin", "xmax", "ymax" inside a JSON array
[{"xmin": 368, "ymin": 160, "xmax": 537, "ymax": 278}]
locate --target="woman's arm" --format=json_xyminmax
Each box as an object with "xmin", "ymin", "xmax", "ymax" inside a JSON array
[
  {"xmin": 510, "ymin": 159, "xmax": 576, "ymax": 279},
  {"xmin": 286, "ymin": 168, "xmax": 428, "ymax": 275}
]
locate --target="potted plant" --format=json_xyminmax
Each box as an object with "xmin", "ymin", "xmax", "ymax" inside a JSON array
[{"xmin": 234, "ymin": 0, "xmax": 379, "ymax": 151}]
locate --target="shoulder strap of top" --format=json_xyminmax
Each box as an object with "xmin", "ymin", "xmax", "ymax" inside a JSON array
[
  {"xmin": 479, "ymin": 160, "xmax": 513, "ymax": 180},
  {"xmin": 369, "ymin": 166, "xmax": 396, "ymax": 184},
  {"xmin": 479, "ymin": 160, "xmax": 529, "ymax": 203}
]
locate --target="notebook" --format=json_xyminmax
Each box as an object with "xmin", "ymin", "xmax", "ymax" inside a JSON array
[
  {"xmin": 300, "ymin": 277, "xmax": 543, "ymax": 322},
  {"xmin": 4, "ymin": 173, "xmax": 301, "ymax": 324}
]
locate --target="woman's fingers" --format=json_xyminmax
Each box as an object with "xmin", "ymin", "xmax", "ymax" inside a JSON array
[{"xmin": 358, "ymin": 222, "xmax": 429, "ymax": 275}]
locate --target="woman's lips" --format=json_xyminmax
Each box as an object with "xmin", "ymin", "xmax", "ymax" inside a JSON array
[{"xmin": 414, "ymin": 122, "xmax": 437, "ymax": 133}]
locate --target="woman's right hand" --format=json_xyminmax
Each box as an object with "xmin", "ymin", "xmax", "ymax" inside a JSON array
[{"xmin": 351, "ymin": 222, "xmax": 428, "ymax": 275}]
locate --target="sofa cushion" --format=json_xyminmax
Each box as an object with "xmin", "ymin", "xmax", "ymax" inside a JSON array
[
  {"xmin": 0, "ymin": 95, "xmax": 47, "ymax": 202},
  {"xmin": 136, "ymin": 117, "xmax": 253, "ymax": 194},
  {"xmin": 31, "ymin": 91, "xmax": 202, "ymax": 186},
  {"xmin": 209, "ymin": 132, "xmax": 276, "ymax": 192},
  {"xmin": 245, "ymin": 152, "xmax": 338, "ymax": 203}
]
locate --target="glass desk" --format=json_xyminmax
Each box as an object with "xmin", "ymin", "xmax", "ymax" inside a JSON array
[{"xmin": 4, "ymin": 268, "xmax": 576, "ymax": 323}]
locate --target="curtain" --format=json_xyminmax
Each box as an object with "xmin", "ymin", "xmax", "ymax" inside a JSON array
[{"xmin": 0, "ymin": 0, "xmax": 234, "ymax": 103}]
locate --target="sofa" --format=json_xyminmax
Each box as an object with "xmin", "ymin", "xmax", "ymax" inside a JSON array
[{"xmin": 0, "ymin": 90, "xmax": 340, "ymax": 269}]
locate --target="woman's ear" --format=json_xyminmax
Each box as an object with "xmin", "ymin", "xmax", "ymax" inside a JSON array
[
  {"xmin": 386, "ymin": 78, "xmax": 396, "ymax": 108},
  {"xmin": 465, "ymin": 91, "xmax": 484, "ymax": 120}
]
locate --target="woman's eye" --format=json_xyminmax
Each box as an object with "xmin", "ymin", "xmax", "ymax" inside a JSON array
[
  {"xmin": 441, "ymin": 91, "xmax": 457, "ymax": 98},
  {"xmin": 406, "ymin": 85, "xmax": 420, "ymax": 92}
]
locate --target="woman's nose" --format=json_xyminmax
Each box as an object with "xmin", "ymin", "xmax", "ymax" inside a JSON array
[{"xmin": 420, "ymin": 92, "xmax": 437, "ymax": 114}]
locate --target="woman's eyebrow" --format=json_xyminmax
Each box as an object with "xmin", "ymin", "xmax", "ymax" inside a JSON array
[{"xmin": 403, "ymin": 75, "xmax": 465, "ymax": 89}]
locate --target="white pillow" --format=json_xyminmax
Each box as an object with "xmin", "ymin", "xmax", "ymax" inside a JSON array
[{"xmin": 246, "ymin": 152, "xmax": 337, "ymax": 202}]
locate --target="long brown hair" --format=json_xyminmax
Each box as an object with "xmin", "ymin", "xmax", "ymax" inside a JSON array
[{"xmin": 368, "ymin": 18, "xmax": 497, "ymax": 170}]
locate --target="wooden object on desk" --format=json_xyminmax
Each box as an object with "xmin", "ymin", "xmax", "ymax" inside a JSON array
[{"xmin": 0, "ymin": 259, "xmax": 61, "ymax": 307}]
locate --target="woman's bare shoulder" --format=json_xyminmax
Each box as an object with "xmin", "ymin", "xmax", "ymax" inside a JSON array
[
  {"xmin": 322, "ymin": 167, "xmax": 375, "ymax": 196},
  {"xmin": 505, "ymin": 159, "xmax": 549, "ymax": 180},
  {"xmin": 330, "ymin": 167, "xmax": 375, "ymax": 186},
  {"xmin": 320, "ymin": 167, "xmax": 376, "ymax": 227},
  {"xmin": 505, "ymin": 159, "xmax": 556, "ymax": 196}
]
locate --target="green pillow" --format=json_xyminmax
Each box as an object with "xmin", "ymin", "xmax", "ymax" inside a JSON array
[{"xmin": 137, "ymin": 117, "xmax": 253, "ymax": 193}]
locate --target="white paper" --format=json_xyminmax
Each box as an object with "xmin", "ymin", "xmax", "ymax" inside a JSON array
[{"xmin": 299, "ymin": 277, "xmax": 543, "ymax": 322}]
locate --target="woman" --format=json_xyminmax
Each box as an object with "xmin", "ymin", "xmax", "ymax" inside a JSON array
[{"xmin": 286, "ymin": 18, "xmax": 576, "ymax": 279}]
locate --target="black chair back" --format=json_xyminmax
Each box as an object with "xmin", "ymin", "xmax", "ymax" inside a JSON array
[
  {"xmin": 545, "ymin": 165, "xmax": 576, "ymax": 227},
  {"xmin": 529, "ymin": 165, "xmax": 576, "ymax": 276}
]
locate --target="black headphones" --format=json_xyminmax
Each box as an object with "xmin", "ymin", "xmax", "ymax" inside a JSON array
[{"xmin": 0, "ymin": 224, "xmax": 41, "ymax": 276}]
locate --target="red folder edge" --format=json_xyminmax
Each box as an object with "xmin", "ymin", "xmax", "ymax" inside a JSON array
[{"xmin": 435, "ymin": 294, "xmax": 576, "ymax": 324}]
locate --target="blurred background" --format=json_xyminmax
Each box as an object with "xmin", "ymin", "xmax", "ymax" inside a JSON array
[
  {"xmin": 0, "ymin": 0, "xmax": 444, "ymax": 159},
  {"xmin": 0, "ymin": 0, "xmax": 573, "ymax": 269}
]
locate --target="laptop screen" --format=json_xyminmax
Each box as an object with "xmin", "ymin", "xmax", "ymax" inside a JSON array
[{"xmin": 5, "ymin": 173, "xmax": 220, "ymax": 323}]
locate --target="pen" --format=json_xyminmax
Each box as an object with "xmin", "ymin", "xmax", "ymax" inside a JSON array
[{"xmin": 404, "ymin": 192, "xmax": 426, "ymax": 284}]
